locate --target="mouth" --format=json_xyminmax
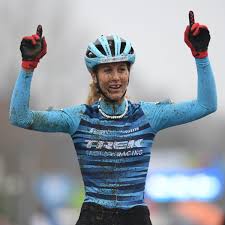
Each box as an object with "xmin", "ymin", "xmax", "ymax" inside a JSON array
[{"xmin": 108, "ymin": 84, "xmax": 122, "ymax": 91}]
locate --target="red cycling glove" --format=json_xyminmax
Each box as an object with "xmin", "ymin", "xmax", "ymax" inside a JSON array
[
  {"xmin": 20, "ymin": 25, "xmax": 47, "ymax": 70},
  {"xmin": 184, "ymin": 11, "xmax": 210, "ymax": 58}
]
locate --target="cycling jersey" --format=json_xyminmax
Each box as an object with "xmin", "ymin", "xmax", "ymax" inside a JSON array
[{"xmin": 9, "ymin": 57, "xmax": 217, "ymax": 209}]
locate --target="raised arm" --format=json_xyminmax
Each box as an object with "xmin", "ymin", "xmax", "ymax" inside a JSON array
[
  {"xmin": 141, "ymin": 11, "xmax": 217, "ymax": 132},
  {"xmin": 141, "ymin": 57, "xmax": 217, "ymax": 132},
  {"xmin": 9, "ymin": 69, "xmax": 84, "ymax": 134},
  {"xmin": 9, "ymin": 25, "xmax": 84, "ymax": 134}
]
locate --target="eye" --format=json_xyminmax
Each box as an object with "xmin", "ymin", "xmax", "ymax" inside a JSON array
[
  {"xmin": 103, "ymin": 67, "xmax": 112, "ymax": 73},
  {"xmin": 118, "ymin": 67, "xmax": 127, "ymax": 73}
]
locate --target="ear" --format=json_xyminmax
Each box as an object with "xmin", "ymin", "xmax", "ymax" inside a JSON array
[{"xmin": 91, "ymin": 72, "xmax": 97, "ymax": 83}]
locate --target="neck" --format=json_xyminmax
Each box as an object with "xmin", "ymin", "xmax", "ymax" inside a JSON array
[
  {"xmin": 102, "ymin": 96, "xmax": 124, "ymax": 105},
  {"xmin": 99, "ymin": 98, "xmax": 127, "ymax": 116}
]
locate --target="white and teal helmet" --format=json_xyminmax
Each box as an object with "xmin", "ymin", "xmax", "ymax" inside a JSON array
[{"xmin": 85, "ymin": 34, "xmax": 135, "ymax": 71}]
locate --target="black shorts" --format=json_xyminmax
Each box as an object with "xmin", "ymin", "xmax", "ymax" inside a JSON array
[{"xmin": 75, "ymin": 202, "xmax": 152, "ymax": 225}]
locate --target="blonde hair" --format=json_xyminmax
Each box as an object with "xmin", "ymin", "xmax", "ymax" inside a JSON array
[{"xmin": 86, "ymin": 81, "xmax": 101, "ymax": 105}]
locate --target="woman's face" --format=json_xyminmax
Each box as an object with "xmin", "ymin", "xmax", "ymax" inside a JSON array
[{"xmin": 92, "ymin": 62, "xmax": 130, "ymax": 103}]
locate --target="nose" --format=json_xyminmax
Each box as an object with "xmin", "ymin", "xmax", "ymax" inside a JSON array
[{"xmin": 111, "ymin": 70, "xmax": 120, "ymax": 80}]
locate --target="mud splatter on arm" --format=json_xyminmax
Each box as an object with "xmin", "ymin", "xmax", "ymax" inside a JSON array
[{"xmin": 9, "ymin": 69, "xmax": 84, "ymax": 134}]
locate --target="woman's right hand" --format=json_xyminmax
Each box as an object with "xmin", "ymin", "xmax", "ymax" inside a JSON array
[{"xmin": 20, "ymin": 25, "xmax": 47, "ymax": 70}]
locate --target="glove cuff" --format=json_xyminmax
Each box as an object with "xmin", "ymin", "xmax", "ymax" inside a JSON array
[
  {"xmin": 21, "ymin": 60, "xmax": 39, "ymax": 70},
  {"xmin": 192, "ymin": 50, "xmax": 208, "ymax": 59}
]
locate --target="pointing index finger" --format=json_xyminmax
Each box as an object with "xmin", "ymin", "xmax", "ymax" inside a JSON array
[
  {"xmin": 189, "ymin": 11, "xmax": 195, "ymax": 28},
  {"xmin": 36, "ymin": 25, "xmax": 43, "ymax": 38}
]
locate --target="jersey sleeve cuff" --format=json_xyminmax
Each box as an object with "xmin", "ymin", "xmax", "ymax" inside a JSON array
[
  {"xmin": 195, "ymin": 56, "xmax": 210, "ymax": 66},
  {"xmin": 21, "ymin": 68, "xmax": 34, "ymax": 77}
]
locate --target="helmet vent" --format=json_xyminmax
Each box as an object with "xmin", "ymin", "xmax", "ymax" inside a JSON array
[
  {"xmin": 128, "ymin": 47, "xmax": 134, "ymax": 54},
  {"xmin": 120, "ymin": 42, "xmax": 126, "ymax": 54},
  {"xmin": 86, "ymin": 50, "xmax": 97, "ymax": 58},
  {"xmin": 96, "ymin": 44, "xmax": 107, "ymax": 56},
  {"xmin": 108, "ymin": 39, "xmax": 115, "ymax": 56}
]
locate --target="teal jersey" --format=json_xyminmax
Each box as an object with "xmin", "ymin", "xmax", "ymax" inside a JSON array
[
  {"xmin": 72, "ymin": 101, "xmax": 155, "ymax": 208},
  {"xmin": 9, "ymin": 57, "xmax": 217, "ymax": 208}
]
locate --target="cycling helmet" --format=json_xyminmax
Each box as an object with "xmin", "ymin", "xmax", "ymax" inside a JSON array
[{"xmin": 85, "ymin": 34, "xmax": 135, "ymax": 71}]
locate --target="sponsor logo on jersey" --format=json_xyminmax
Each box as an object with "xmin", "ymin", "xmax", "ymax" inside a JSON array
[
  {"xmin": 89, "ymin": 127, "xmax": 140, "ymax": 135},
  {"xmin": 86, "ymin": 149, "xmax": 143, "ymax": 157},
  {"xmin": 85, "ymin": 139, "xmax": 143, "ymax": 150}
]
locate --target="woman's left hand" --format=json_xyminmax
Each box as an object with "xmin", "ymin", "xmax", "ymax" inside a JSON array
[{"xmin": 184, "ymin": 11, "xmax": 210, "ymax": 58}]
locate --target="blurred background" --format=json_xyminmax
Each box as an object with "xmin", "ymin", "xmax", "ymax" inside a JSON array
[{"xmin": 1, "ymin": 0, "xmax": 225, "ymax": 225}]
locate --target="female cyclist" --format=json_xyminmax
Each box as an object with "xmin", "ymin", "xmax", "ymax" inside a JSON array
[{"xmin": 9, "ymin": 11, "xmax": 217, "ymax": 225}]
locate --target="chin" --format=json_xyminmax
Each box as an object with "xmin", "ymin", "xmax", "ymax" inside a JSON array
[
  {"xmin": 108, "ymin": 94, "xmax": 124, "ymax": 103},
  {"xmin": 102, "ymin": 89, "xmax": 126, "ymax": 103}
]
